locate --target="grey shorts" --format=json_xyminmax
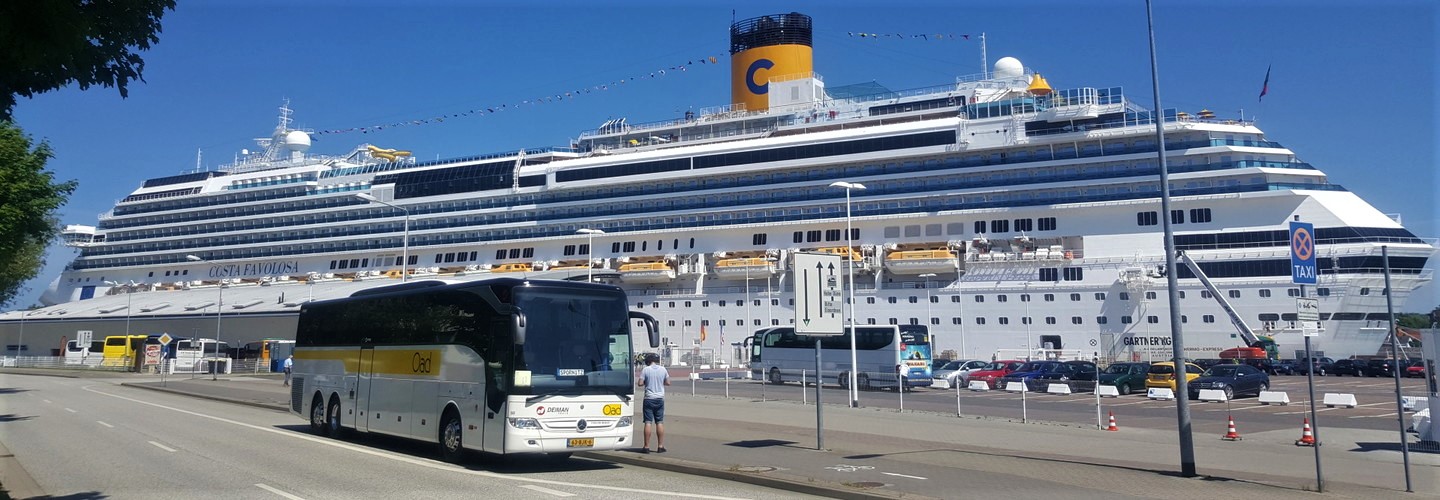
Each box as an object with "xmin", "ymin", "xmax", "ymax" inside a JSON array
[{"xmin": 642, "ymin": 398, "xmax": 665, "ymax": 423}]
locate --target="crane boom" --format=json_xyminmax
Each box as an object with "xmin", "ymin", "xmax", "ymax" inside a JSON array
[{"xmin": 1176, "ymin": 252, "xmax": 1275, "ymax": 358}]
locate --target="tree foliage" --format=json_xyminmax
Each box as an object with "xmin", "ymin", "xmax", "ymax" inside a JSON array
[
  {"xmin": 0, "ymin": 0, "xmax": 177, "ymax": 120},
  {"xmin": 0, "ymin": 121, "xmax": 77, "ymax": 307}
]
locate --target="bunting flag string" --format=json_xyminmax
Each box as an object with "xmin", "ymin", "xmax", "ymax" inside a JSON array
[
  {"xmin": 845, "ymin": 32, "xmax": 971, "ymax": 40},
  {"xmin": 311, "ymin": 53, "xmax": 726, "ymax": 137}
]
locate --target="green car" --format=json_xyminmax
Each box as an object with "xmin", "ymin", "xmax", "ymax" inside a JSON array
[{"xmin": 1098, "ymin": 362, "xmax": 1151, "ymax": 395}]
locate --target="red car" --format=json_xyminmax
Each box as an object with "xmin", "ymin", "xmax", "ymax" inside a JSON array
[
  {"xmin": 967, "ymin": 360, "xmax": 1026, "ymax": 389},
  {"xmin": 1406, "ymin": 359, "xmax": 1426, "ymax": 378}
]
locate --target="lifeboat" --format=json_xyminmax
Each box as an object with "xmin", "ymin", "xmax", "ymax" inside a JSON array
[
  {"xmin": 885, "ymin": 243, "xmax": 958, "ymax": 275},
  {"xmin": 713, "ymin": 253, "xmax": 776, "ymax": 281},
  {"xmin": 810, "ymin": 246, "xmax": 861, "ymax": 262},
  {"xmin": 619, "ymin": 256, "xmax": 675, "ymax": 283},
  {"xmin": 546, "ymin": 259, "xmax": 593, "ymax": 272},
  {"xmin": 491, "ymin": 262, "xmax": 534, "ymax": 274}
]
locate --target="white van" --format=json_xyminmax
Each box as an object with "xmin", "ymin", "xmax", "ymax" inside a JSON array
[{"xmin": 65, "ymin": 340, "xmax": 105, "ymax": 366}]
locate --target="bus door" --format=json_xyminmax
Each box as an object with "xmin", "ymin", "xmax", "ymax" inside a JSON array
[{"xmin": 356, "ymin": 345, "xmax": 376, "ymax": 432}]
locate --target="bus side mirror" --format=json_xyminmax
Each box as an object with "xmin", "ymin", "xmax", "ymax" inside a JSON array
[
  {"xmin": 629, "ymin": 311, "xmax": 659, "ymax": 348},
  {"xmin": 513, "ymin": 310, "xmax": 527, "ymax": 345}
]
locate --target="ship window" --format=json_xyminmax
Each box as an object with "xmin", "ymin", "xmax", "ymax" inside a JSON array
[
  {"xmin": 611, "ymin": 242, "xmax": 621, "ymax": 253},
  {"xmin": 975, "ymin": 317, "xmax": 986, "ymax": 325},
  {"xmin": 1039, "ymin": 268, "xmax": 1059, "ymax": 281},
  {"xmin": 564, "ymin": 245, "xmax": 576, "ymax": 256},
  {"xmin": 641, "ymin": 241, "xmax": 648, "ymax": 251},
  {"xmin": 1038, "ymin": 217, "xmax": 1057, "ymax": 231},
  {"xmin": 1019, "ymin": 294, "xmax": 1030, "ymax": 302},
  {"xmin": 974, "ymin": 295, "xmax": 984, "ymax": 303},
  {"xmin": 974, "ymin": 221, "xmax": 986, "ymax": 233},
  {"xmin": 701, "ymin": 301, "xmax": 709, "ymax": 307},
  {"xmin": 1119, "ymin": 292, "xmax": 1130, "ymax": 301},
  {"xmin": 991, "ymin": 220, "xmax": 1009, "ymax": 233},
  {"xmin": 1096, "ymin": 316, "xmax": 1109, "ymax": 325},
  {"xmin": 1317, "ymin": 288, "xmax": 1331, "ymax": 297},
  {"xmin": 1145, "ymin": 291, "xmax": 1157, "ymax": 300},
  {"xmin": 826, "ymin": 229, "xmax": 842, "ymax": 241},
  {"xmin": 1071, "ymin": 317, "xmax": 1083, "ymax": 325},
  {"xmin": 1228, "ymin": 290, "xmax": 1241, "ymax": 298},
  {"xmin": 904, "ymin": 225, "xmax": 921, "ymax": 237},
  {"xmin": 1190, "ymin": 208, "xmax": 1212, "ymax": 223},
  {"xmin": 689, "ymin": 238, "xmax": 695, "ymax": 249},
  {"xmin": 717, "ymin": 300, "xmax": 725, "ymax": 307},
  {"xmin": 1171, "ymin": 210, "xmax": 1185, "ymax": 224},
  {"xmin": 1044, "ymin": 294, "xmax": 1055, "ymax": 302},
  {"xmin": 752, "ymin": 233, "xmax": 767, "ymax": 245},
  {"xmin": 509, "ymin": 248, "xmax": 522, "ymax": 258},
  {"xmin": 444, "ymin": 253, "xmax": 455, "ymax": 263},
  {"xmin": 1258, "ymin": 313, "xmax": 1281, "ymax": 322},
  {"xmin": 435, "ymin": 254, "xmax": 444, "ymax": 264},
  {"xmin": 998, "ymin": 317, "xmax": 1010, "ymax": 325},
  {"xmin": 885, "ymin": 226, "xmax": 901, "ymax": 238},
  {"xmin": 1287, "ymin": 288, "xmax": 1300, "ymax": 297},
  {"xmin": 889, "ymin": 297, "xmax": 899, "ymax": 304},
  {"xmin": 793, "ymin": 231, "xmax": 804, "ymax": 243},
  {"xmin": 1069, "ymin": 293, "xmax": 1080, "ymax": 302},
  {"xmin": 1014, "ymin": 219, "xmax": 1033, "ymax": 232},
  {"xmin": 946, "ymin": 223, "xmax": 964, "ymax": 235},
  {"xmin": 806, "ymin": 230, "xmax": 822, "ymax": 242},
  {"xmin": 1045, "ymin": 317, "xmax": 1056, "ymax": 325},
  {"xmin": 469, "ymin": 251, "xmax": 478, "ymax": 261},
  {"xmin": 906, "ymin": 296, "xmax": 916, "ymax": 304},
  {"xmin": 623, "ymin": 242, "xmax": 636, "ymax": 252},
  {"xmin": 1137, "ymin": 211, "xmax": 1158, "ymax": 226},
  {"xmin": 866, "ymin": 297, "xmax": 875, "ymax": 304},
  {"xmin": 1063, "ymin": 267, "xmax": 1084, "ymax": 281},
  {"xmin": 1201, "ymin": 290, "xmax": 1212, "ymax": 299},
  {"xmin": 1359, "ymin": 287, "xmax": 1370, "ymax": 295},
  {"xmin": 997, "ymin": 295, "xmax": 1009, "ymax": 302},
  {"xmin": 1121, "ymin": 316, "xmax": 1132, "ymax": 324},
  {"xmin": 1147, "ymin": 316, "xmax": 1159, "ymax": 324},
  {"xmin": 1259, "ymin": 289, "xmax": 1271, "ymax": 297},
  {"xmin": 950, "ymin": 296, "xmax": 960, "ymax": 303}
]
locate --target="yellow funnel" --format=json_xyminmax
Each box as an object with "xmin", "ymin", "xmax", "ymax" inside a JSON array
[{"xmin": 1028, "ymin": 73, "xmax": 1053, "ymax": 96}]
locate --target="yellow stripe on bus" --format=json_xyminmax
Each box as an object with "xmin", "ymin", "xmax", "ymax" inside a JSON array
[{"xmin": 296, "ymin": 348, "xmax": 442, "ymax": 376}]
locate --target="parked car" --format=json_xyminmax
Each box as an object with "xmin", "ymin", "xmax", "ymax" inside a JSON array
[
  {"xmin": 1188, "ymin": 363, "xmax": 1271, "ymax": 400},
  {"xmin": 1406, "ymin": 359, "xmax": 1427, "ymax": 378},
  {"xmin": 1145, "ymin": 361, "xmax": 1205, "ymax": 392},
  {"xmin": 1099, "ymin": 362, "xmax": 1151, "ymax": 395},
  {"xmin": 968, "ymin": 360, "xmax": 1026, "ymax": 389},
  {"xmin": 1270, "ymin": 359, "xmax": 1299, "ymax": 376},
  {"xmin": 1032, "ymin": 360, "xmax": 1098, "ymax": 391},
  {"xmin": 1329, "ymin": 359, "xmax": 1366, "ymax": 376},
  {"xmin": 1192, "ymin": 358, "xmax": 1227, "ymax": 371},
  {"xmin": 1364, "ymin": 358, "xmax": 1403, "ymax": 378},
  {"xmin": 930, "ymin": 358, "xmax": 952, "ymax": 372},
  {"xmin": 997, "ymin": 360, "xmax": 1065, "ymax": 391},
  {"xmin": 1236, "ymin": 357, "xmax": 1284, "ymax": 375},
  {"xmin": 1299, "ymin": 356, "xmax": 1335, "ymax": 376},
  {"xmin": 932, "ymin": 359, "xmax": 988, "ymax": 388}
]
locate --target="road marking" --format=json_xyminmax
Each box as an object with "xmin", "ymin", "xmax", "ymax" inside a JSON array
[
  {"xmin": 519, "ymin": 484, "xmax": 577, "ymax": 497},
  {"xmin": 1350, "ymin": 412, "xmax": 1398, "ymax": 419},
  {"xmin": 96, "ymin": 421, "xmax": 114, "ymax": 428},
  {"xmin": 84, "ymin": 386, "xmax": 749, "ymax": 500},
  {"xmin": 1356, "ymin": 402, "xmax": 1389, "ymax": 407},
  {"xmin": 255, "ymin": 483, "xmax": 307, "ymax": 500},
  {"xmin": 882, "ymin": 472, "xmax": 928, "ymax": 480},
  {"xmin": 64, "ymin": 408, "xmax": 77, "ymax": 413},
  {"xmin": 148, "ymin": 441, "xmax": 177, "ymax": 452},
  {"xmin": 41, "ymin": 399, "xmax": 51, "ymax": 404}
]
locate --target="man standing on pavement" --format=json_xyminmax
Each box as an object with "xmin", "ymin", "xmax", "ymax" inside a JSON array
[
  {"xmin": 636, "ymin": 352, "xmax": 670, "ymax": 453},
  {"xmin": 282, "ymin": 355, "xmax": 294, "ymax": 387}
]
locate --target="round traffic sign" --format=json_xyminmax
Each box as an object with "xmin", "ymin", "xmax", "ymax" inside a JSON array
[{"xmin": 1291, "ymin": 227, "xmax": 1314, "ymax": 261}]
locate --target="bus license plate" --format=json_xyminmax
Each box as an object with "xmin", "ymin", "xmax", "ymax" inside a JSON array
[{"xmin": 567, "ymin": 438, "xmax": 594, "ymax": 448}]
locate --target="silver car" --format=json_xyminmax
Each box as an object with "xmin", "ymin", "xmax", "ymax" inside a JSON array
[{"xmin": 932, "ymin": 359, "xmax": 989, "ymax": 388}]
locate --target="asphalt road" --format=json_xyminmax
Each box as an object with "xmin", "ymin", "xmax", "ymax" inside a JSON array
[
  {"xmin": 0, "ymin": 373, "xmax": 823, "ymax": 499},
  {"xmin": 674, "ymin": 369, "xmax": 1430, "ymax": 434}
]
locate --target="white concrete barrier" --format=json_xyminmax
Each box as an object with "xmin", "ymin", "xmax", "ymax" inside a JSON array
[
  {"xmin": 1147, "ymin": 387, "xmax": 1175, "ymax": 400},
  {"xmin": 1258, "ymin": 391, "xmax": 1291, "ymax": 405},
  {"xmin": 968, "ymin": 380, "xmax": 990, "ymax": 392},
  {"xmin": 1004, "ymin": 381, "xmax": 1028, "ymax": 393},
  {"xmin": 688, "ymin": 372, "xmax": 700, "ymax": 380},
  {"xmin": 1095, "ymin": 385, "xmax": 1120, "ymax": 397},
  {"xmin": 1046, "ymin": 383, "xmax": 1072, "ymax": 395},
  {"xmin": 1402, "ymin": 396, "xmax": 1428, "ymax": 412},
  {"xmin": 1323, "ymin": 393, "xmax": 1358, "ymax": 408},
  {"xmin": 1197, "ymin": 389, "xmax": 1228, "ymax": 403},
  {"xmin": 934, "ymin": 379, "xmax": 951, "ymax": 390}
]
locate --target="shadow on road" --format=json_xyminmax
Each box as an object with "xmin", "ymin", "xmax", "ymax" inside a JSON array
[
  {"xmin": 0, "ymin": 387, "xmax": 32, "ymax": 395},
  {"xmin": 272, "ymin": 424, "xmax": 624, "ymax": 474},
  {"xmin": 0, "ymin": 413, "xmax": 35, "ymax": 422},
  {"xmin": 28, "ymin": 492, "xmax": 107, "ymax": 499},
  {"xmin": 725, "ymin": 439, "xmax": 797, "ymax": 448}
]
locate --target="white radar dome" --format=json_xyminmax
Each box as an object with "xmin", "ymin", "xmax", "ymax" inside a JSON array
[
  {"xmin": 993, "ymin": 57, "xmax": 1024, "ymax": 80},
  {"xmin": 283, "ymin": 130, "xmax": 312, "ymax": 152}
]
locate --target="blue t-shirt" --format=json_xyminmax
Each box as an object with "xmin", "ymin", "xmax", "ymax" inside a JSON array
[{"xmin": 642, "ymin": 364, "xmax": 668, "ymax": 400}]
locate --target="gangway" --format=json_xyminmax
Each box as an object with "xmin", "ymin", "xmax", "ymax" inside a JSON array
[{"xmin": 1176, "ymin": 251, "xmax": 1277, "ymax": 359}]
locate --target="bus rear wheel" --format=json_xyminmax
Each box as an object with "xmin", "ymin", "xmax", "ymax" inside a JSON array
[
  {"xmin": 440, "ymin": 409, "xmax": 464, "ymax": 463},
  {"xmin": 309, "ymin": 394, "xmax": 328, "ymax": 436},
  {"xmin": 326, "ymin": 396, "xmax": 344, "ymax": 437},
  {"xmin": 769, "ymin": 368, "xmax": 782, "ymax": 385},
  {"xmin": 858, "ymin": 373, "xmax": 871, "ymax": 391}
]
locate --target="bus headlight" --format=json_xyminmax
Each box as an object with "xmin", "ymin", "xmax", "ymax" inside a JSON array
[
  {"xmin": 617, "ymin": 416, "xmax": 632, "ymax": 427},
  {"xmin": 508, "ymin": 417, "xmax": 542, "ymax": 429}
]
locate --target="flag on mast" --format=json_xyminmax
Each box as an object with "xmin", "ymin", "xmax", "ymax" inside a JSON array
[{"xmin": 1258, "ymin": 65, "xmax": 1271, "ymax": 102}]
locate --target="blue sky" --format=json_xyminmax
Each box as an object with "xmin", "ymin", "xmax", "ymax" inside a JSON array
[{"xmin": 9, "ymin": 0, "xmax": 1437, "ymax": 311}]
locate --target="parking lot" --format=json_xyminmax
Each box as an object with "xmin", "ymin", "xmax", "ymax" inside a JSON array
[{"xmin": 671, "ymin": 367, "xmax": 1432, "ymax": 436}]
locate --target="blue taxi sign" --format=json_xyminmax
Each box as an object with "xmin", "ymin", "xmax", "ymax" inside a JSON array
[{"xmin": 1289, "ymin": 221, "xmax": 1316, "ymax": 284}]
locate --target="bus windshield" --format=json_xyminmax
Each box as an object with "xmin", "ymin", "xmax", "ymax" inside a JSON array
[{"xmin": 513, "ymin": 286, "xmax": 633, "ymax": 397}]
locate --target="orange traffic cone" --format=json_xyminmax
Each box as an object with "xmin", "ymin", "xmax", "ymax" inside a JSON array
[
  {"xmin": 1295, "ymin": 418, "xmax": 1316, "ymax": 446},
  {"xmin": 1222, "ymin": 415, "xmax": 1242, "ymax": 441},
  {"xmin": 1106, "ymin": 411, "xmax": 1119, "ymax": 431}
]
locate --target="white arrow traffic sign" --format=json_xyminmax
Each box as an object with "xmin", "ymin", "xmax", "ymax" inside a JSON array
[{"xmin": 793, "ymin": 252, "xmax": 844, "ymax": 336}]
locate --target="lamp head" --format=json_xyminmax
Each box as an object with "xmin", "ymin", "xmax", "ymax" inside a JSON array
[
  {"xmin": 186, "ymin": 255, "xmax": 203, "ymax": 262},
  {"xmin": 354, "ymin": 193, "xmax": 378, "ymax": 202}
]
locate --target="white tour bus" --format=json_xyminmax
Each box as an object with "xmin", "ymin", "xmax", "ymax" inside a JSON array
[
  {"xmin": 748, "ymin": 324, "xmax": 933, "ymax": 390},
  {"xmin": 290, "ymin": 278, "xmax": 658, "ymax": 462}
]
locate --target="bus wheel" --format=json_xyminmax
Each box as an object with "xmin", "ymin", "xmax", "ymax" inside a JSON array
[
  {"xmin": 858, "ymin": 373, "xmax": 871, "ymax": 391},
  {"xmin": 768, "ymin": 368, "xmax": 782, "ymax": 385},
  {"xmin": 838, "ymin": 372, "xmax": 850, "ymax": 389},
  {"xmin": 309, "ymin": 394, "xmax": 328, "ymax": 436},
  {"xmin": 326, "ymin": 396, "xmax": 343, "ymax": 437},
  {"xmin": 440, "ymin": 409, "xmax": 465, "ymax": 463}
]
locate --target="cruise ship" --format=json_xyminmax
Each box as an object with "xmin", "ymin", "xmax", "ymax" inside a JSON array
[{"xmin": 4, "ymin": 13, "xmax": 1432, "ymax": 362}]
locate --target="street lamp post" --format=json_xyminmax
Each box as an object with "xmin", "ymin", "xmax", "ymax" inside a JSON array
[
  {"xmin": 829, "ymin": 181, "xmax": 866, "ymax": 407},
  {"xmin": 355, "ymin": 193, "xmax": 410, "ymax": 282},
  {"xmin": 1023, "ymin": 282, "xmax": 1033, "ymax": 360},
  {"xmin": 576, "ymin": 228, "xmax": 605, "ymax": 281},
  {"xmin": 919, "ymin": 273, "xmax": 936, "ymax": 355},
  {"xmin": 186, "ymin": 255, "xmax": 225, "ymax": 380}
]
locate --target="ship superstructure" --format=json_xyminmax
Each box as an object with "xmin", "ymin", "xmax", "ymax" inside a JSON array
[{"xmin": 11, "ymin": 13, "xmax": 1432, "ymax": 361}]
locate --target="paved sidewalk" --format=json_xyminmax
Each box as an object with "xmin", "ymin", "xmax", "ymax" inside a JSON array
[{"xmin": 39, "ymin": 369, "xmax": 1435, "ymax": 498}]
